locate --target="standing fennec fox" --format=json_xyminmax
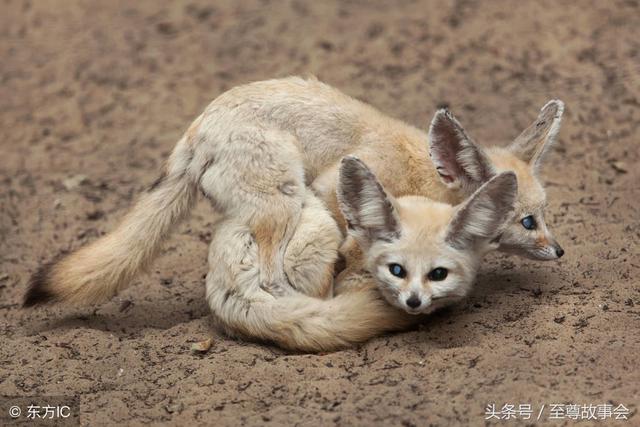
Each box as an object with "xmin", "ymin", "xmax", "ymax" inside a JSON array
[
  {"xmin": 24, "ymin": 76, "xmax": 564, "ymax": 311},
  {"xmin": 207, "ymin": 157, "xmax": 517, "ymax": 351}
]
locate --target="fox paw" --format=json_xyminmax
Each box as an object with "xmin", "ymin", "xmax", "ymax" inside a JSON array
[{"xmin": 260, "ymin": 281, "xmax": 294, "ymax": 297}]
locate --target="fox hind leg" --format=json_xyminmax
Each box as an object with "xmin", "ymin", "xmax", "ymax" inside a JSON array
[
  {"xmin": 198, "ymin": 126, "xmax": 307, "ymax": 293},
  {"xmin": 282, "ymin": 189, "xmax": 343, "ymax": 299}
]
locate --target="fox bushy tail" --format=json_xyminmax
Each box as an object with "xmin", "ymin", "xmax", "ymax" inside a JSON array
[
  {"xmin": 208, "ymin": 288, "xmax": 415, "ymax": 352},
  {"xmin": 24, "ymin": 137, "xmax": 198, "ymax": 306},
  {"xmin": 205, "ymin": 218, "xmax": 416, "ymax": 352}
]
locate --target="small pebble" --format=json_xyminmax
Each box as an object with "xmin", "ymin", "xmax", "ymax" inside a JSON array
[
  {"xmin": 191, "ymin": 338, "xmax": 214, "ymax": 353},
  {"xmin": 611, "ymin": 161, "xmax": 627, "ymax": 174},
  {"xmin": 62, "ymin": 174, "xmax": 88, "ymax": 190}
]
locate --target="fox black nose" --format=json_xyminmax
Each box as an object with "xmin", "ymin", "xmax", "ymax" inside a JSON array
[
  {"xmin": 406, "ymin": 295, "xmax": 421, "ymax": 309},
  {"xmin": 556, "ymin": 247, "xmax": 565, "ymax": 258}
]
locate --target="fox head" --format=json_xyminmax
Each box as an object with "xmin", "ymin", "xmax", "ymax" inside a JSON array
[
  {"xmin": 428, "ymin": 100, "xmax": 565, "ymax": 260},
  {"xmin": 337, "ymin": 156, "xmax": 517, "ymax": 315}
]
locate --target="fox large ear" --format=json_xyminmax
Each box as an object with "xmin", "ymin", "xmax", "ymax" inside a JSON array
[
  {"xmin": 446, "ymin": 172, "xmax": 517, "ymax": 250},
  {"xmin": 428, "ymin": 109, "xmax": 495, "ymax": 194},
  {"xmin": 338, "ymin": 156, "xmax": 400, "ymax": 246},
  {"xmin": 508, "ymin": 100, "xmax": 564, "ymax": 172}
]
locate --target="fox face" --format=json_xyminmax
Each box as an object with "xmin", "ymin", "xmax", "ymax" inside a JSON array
[
  {"xmin": 338, "ymin": 157, "xmax": 518, "ymax": 314},
  {"xmin": 365, "ymin": 199, "xmax": 482, "ymax": 314},
  {"xmin": 486, "ymin": 146, "xmax": 563, "ymax": 260},
  {"xmin": 428, "ymin": 100, "xmax": 565, "ymax": 261}
]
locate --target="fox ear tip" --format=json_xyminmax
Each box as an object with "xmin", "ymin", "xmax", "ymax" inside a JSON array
[
  {"xmin": 340, "ymin": 156, "xmax": 365, "ymax": 175},
  {"xmin": 435, "ymin": 100, "xmax": 450, "ymax": 110},
  {"xmin": 342, "ymin": 155, "xmax": 357, "ymax": 161},
  {"xmin": 434, "ymin": 106, "xmax": 450, "ymax": 116},
  {"xmin": 545, "ymin": 98, "xmax": 564, "ymax": 108},
  {"xmin": 430, "ymin": 107, "xmax": 456, "ymax": 128},
  {"xmin": 501, "ymin": 170, "xmax": 517, "ymax": 183},
  {"xmin": 496, "ymin": 171, "xmax": 518, "ymax": 191},
  {"xmin": 541, "ymin": 99, "xmax": 565, "ymax": 118},
  {"xmin": 480, "ymin": 172, "xmax": 518, "ymax": 208}
]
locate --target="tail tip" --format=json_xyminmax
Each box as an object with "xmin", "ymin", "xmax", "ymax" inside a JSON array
[{"xmin": 23, "ymin": 261, "xmax": 58, "ymax": 308}]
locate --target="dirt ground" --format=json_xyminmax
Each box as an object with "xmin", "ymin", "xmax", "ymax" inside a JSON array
[{"xmin": 1, "ymin": 0, "xmax": 639, "ymax": 425}]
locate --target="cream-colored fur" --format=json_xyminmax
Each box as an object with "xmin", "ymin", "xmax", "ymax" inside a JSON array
[
  {"xmin": 25, "ymin": 77, "xmax": 563, "ymax": 314},
  {"xmin": 205, "ymin": 158, "xmax": 517, "ymax": 352},
  {"xmin": 484, "ymin": 99, "xmax": 565, "ymax": 260}
]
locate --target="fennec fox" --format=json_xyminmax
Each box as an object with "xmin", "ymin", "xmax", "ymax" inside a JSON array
[
  {"xmin": 24, "ymin": 76, "xmax": 563, "ymax": 307},
  {"xmin": 206, "ymin": 157, "xmax": 517, "ymax": 351}
]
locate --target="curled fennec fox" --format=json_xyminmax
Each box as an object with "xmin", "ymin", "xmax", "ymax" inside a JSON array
[
  {"xmin": 23, "ymin": 76, "xmax": 564, "ymax": 312},
  {"xmin": 207, "ymin": 157, "xmax": 517, "ymax": 351}
]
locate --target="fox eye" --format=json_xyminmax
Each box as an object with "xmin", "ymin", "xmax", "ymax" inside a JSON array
[
  {"xmin": 521, "ymin": 215, "xmax": 537, "ymax": 230},
  {"xmin": 427, "ymin": 267, "xmax": 448, "ymax": 281},
  {"xmin": 388, "ymin": 263, "xmax": 407, "ymax": 278}
]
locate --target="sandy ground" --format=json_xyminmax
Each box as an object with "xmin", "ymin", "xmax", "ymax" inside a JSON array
[{"xmin": 1, "ymin": 0, "xmax": 639, "ymax": 425}]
